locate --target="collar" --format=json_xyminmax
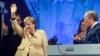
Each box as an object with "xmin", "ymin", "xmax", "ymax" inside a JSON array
[{"xmin": 90, "ymin": 21, "xmax": 98, "ymax": 29}]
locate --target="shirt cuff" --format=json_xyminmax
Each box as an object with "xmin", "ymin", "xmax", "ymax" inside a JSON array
[{"xmin": 11, "ymin": 18, "xmax": 16, "ymax": 20}]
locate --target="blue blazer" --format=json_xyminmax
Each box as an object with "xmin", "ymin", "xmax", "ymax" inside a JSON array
[{"xmin": 80, "ymin": 23, "xmax": 100, "ymax": 44}]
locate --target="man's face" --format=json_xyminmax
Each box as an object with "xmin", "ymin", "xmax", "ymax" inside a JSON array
[
  {"xmin": 15, "ymin": 15, "xmax": 22, "ymax": 25},
  {"xmin": 84, "ymin": 15, "xmax": 91, "ymax": 27}
]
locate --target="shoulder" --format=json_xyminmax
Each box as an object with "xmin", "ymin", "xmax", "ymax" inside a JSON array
[
  {"xmin": 93, "ymin": 24, "xmax": 100, "ymax": 33},
  {"xmin": 36, "ymin": 29, "xmax": 46, "ymax": 34},
  {"xmin": 95, "ymin": 27, "xmax": 100, "ymax": 32},
  {"xmin": 93, "ymin": 23, "xmax": 100, "ymax": 30},
  {"xmin": 97, "ymin": 23, "xmax": 100, "ymax": 26},
  {"xmin": 95, "ymin": 23, "xmax": 100, "ymax": 30}
]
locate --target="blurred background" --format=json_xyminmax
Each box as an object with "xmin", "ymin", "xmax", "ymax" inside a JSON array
[{"xmin": 1, "ymin": 0, "xmax": 100, "ymax": 45}]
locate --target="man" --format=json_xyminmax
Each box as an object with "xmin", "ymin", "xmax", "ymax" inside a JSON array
[
  {"xmin": 81, "ymin": 10, "xmax": 100, "ymax": 43},
  {"xmin": 2, "ymin": 13, "xmax": 22, "ymax": 56}
]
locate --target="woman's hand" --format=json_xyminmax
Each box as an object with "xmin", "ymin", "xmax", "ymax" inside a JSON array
[
  {"xmin": 10, "ymin": 3, "xmax": 17, "ymax": 13},
  {"xmin": 10, "ymin": 3, "xmax": 17, "ymax": 18},
  {"xmin": 74, "ymin": 35, "xmax": 81, "ymax": 41}
]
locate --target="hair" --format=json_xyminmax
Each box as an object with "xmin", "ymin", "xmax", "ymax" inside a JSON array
[
  {"xmin": 15, "ymin": 13, "xmax": 21, "ymax": 20},
  {"xmin": 24, "ymin": 16, "xmax": 37, "ymax": 29},
  {"xmin": 77, "ymin": 19, "xmax": 84, "ymax": 34},
  {"xmin": 85, "ymin": 11, "xmax": 98, "ymax": 21},
  {"xmin": 14, "ymin": 12, "xmax": 21, "ymax": 17},
  {"xmin": 75, "ymin": 19, "xmax": 90, "ymax": 36}
]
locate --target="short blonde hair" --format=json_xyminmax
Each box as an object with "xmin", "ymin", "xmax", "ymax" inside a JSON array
[
  {"xmin": 24, "ymin": 16, "xmax": 36, "ymax": 24},
  {"xmin": 24, "ymin": 16, "xmax": 36, "ymax": 29}
]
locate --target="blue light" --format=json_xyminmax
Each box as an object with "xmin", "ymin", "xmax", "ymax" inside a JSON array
[{"xmin": 24, "ymin": 0, "xmax": 100, "ymax": 44}]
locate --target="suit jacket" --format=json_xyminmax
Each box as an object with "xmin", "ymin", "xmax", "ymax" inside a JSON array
[
  {"xmin": 11, "ymin": 19, "xmax": 48, "ymax": 56},
  {"xmin": 80, "ymin": 23, "xmax": 100, "ymax": 44},
  {"xmin": 2, "ymin": 27, "xmax": 22, "ymax": 56}
]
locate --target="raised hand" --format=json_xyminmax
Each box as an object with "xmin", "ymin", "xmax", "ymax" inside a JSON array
[
  {"xmin": 10, "ymin": 3, "xmax": 17, "ymax": 18},
  {"xmin": 10, "ymin": 3, "xmax": 17, "ymax": 13}
]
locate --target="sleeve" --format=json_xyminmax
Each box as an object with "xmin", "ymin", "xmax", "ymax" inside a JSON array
[
  {"xmin": 95, "ymin": 27, "xmax": 100, "ymax": 43},
  {"xmin": 42, "ymin": 30, "xmax": 48, "ymax": 56},
  {"xmin": 11, "ymin": 18, "xmax": 23, "ymax": 37},
  {"xmin": 80, "ymin": 27, "xmax": 100, "ymax": 44}
]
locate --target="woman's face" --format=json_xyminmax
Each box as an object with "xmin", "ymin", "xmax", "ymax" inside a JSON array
[
  {"xmin": 81, "ymin": 21, "xmax": 88, "ymax": 31},
  {"xmin": 24, "ymin": 20, "xmax": 35, "ymax": 32}
]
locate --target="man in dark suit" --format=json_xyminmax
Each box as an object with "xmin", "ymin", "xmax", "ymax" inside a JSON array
[
  {"xmin": 81, "ymin": 10, "xmax": 100, "ymax": 43},
  {"xmin": 2, "ymin": 13, "xmax": 22, "ymax": 56}
]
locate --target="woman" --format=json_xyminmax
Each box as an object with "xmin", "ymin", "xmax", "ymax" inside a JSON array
[
  {"xmin": 10, "ymin": 4, "xmax": 48, "ymax": 56},
  {"xmin": 74, "ymin": 19, "xmax": 89, "ymax": 44}
]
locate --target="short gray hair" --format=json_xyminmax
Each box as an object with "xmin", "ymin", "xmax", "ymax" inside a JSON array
[{"xmin": 84, "ymin": 10, "xmax": 98, "ymax": 21}]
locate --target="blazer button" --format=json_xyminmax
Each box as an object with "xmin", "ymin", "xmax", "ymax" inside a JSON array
[{"xmin": 29, "ymin": 45, "xmax": 31, "ymax": 46}]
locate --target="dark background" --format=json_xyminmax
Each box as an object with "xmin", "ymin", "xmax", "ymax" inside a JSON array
[
  {"xmin": 3, "ymin": 0, "xmax": 30, "ymax": 27},
  {"xmin": 0, "ymin": 0, "xmax": 30, "ymax": 56}
]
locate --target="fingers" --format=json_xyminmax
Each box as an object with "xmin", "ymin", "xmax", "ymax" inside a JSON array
[
  {"xmin": 10, "ymin": 3, "xmax": 17, "ymax": 13},
  {"xmin": 24, "ymin": 27, "xmax": 27, "ymax": 36},
  {"xmin": 24, "ymin": 26, "xmax": 29, "ymax": 33},
  {"xmin": 24, "ymin": 27, "xmax": 27, "ymax": 32},
  {"xmin": 24, "ymin": 27, "xmax": 30, "ymax": 37},
  {"xmin": 10, "ymin": 3, "xmax": 16, "ymax": 8},
  {"xmin": 12, "ymin": 3, "xmax": 16, "ymax": 6},
  {"xmin": 74, "ymin": 37, "xmax": 81, "ymax": 41}
]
